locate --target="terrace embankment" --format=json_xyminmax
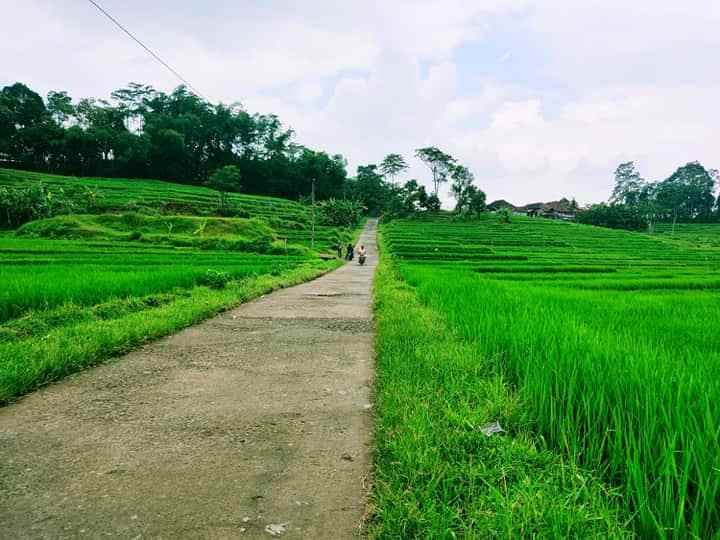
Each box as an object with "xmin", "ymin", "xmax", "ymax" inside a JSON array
[{"xmin": 0, "ymin": 220, "xmax": 378, "ymax": 539}]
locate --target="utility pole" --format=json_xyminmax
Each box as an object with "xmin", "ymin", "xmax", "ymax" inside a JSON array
[{"xmin": 311, "ymin": 178, "xmax": 316, "ymax": 250}]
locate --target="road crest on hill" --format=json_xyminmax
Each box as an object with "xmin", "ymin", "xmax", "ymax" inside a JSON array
[{"xmin": 0, "ymin": 219, "xmax": 378, "ymax": 539}]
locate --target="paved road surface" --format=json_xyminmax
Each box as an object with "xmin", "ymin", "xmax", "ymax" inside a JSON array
[{"xmin": 0, "ymin": 219, "xmax": 378, "ymax": 539}]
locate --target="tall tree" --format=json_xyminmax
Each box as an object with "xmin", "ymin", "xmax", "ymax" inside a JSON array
[
  {"xmin": 610, "ymin": 161, "xmax": 645, "ymax": 206},
  {"xmin": 0, "ymin": 83, "xmax": 55, "ymax": 169},
  {"xmin": 208, "ymin": 164, "xmax": 242, "ymax": 212},
  {"xmin": 379, "ymin": 153, "xmax": 408, "ymax": 184},
  {"xmin": 656, "ymin": 162, "xmax": 717, "ymax": 227},
  {"xmin": 415, "ymin": 146, "xmax": 455, "ymax": 195},
  {"xmin": 400, "ymin": 179, "xmax": 429, "ymax": 213},
  {"xmin": 46, "ymin": 91, "xmax": 74, "ymax": 125},
  {"xmin": 0, "ymin": 81, "xmax": 352, "ymax": 202},
  {"xmin": 466, "ymin": 186, "xmax": 487, "ymax": 216},
  {"xmin": 450, "ymin": 164, "xmax": 475, "ymax": 212},
  {"xmin": 350, "ymin": 164, "xmax": 389, "ymax": 215}
]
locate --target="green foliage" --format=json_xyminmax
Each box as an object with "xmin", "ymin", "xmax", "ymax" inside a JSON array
[
  {"xmin": 424, "ymin": 194, "xmax": 441, "ymax": 212},
  {"xmin": 293, "ymin": 148, "xmax": 348, "ymax": 200},
  {"xmin": 450, "ymin": 162, "xmax": 486, "ymax": 217},
  {"xmin": 208, "ymin": 164, "xmax": 242, "ymax": 212},
  {"xmin": 610, "ymin": 161, "xmax": 645, "ymax": 206},
  {"xmin": 379, "ymin": 153, "xmax": 408, "ymax": 184},
  {"xmin": 0, "ymin": 184, "xmax": 52, "ymax": 228},
  {"xmin": 197, "ymin": 269, "xmax": 231, "ymax": 289},
  {"xmin": 415, "ymin": 146, "xmax": 455, "ymax": 195},
  {"xmin": 576, "ymin": 203, "xmax": 645, "ymax": 231},
  {"xmin": 315, "ymin": 198, "xmax": 363, "ymax": 227},
  {"xmin": 348, "ymin": 164, "xmax": 392, "ymax": 215},
  {"xmin": 0, "ymin": 81, "xmax": 349, "ymax": 200},
  {"xmin": 607, "ymin": 160, "xmax": 719, "ymax": 225},
  {"xmin": 0, "ymin": 167, "xmax": 307, "ymax": 217},
  {"xmin": 467, "ymin": 186, "xmax": 487, "ymax": 215},
  {"xmin": 497, "ymin": 207, "xmax": 512, "ymax": 223},
  {"xmin": 0, "ymin": 182, "xmax": 101, "ymax": 229},
  {"xmin": 657, "ymin": 162, "xmax": 717, "ymax": 222},
  {"xmin": 380, "ymin": 180, "xmax": 444, "ymax": 219}
]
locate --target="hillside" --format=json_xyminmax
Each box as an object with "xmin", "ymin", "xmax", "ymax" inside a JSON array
[
  {"xmin": 651, "ymin": 222, "xmax": 720, "ymax": 247},
  {"xmin": 0, "ymin": 168, "xmax": 350, "ymax": 251}
]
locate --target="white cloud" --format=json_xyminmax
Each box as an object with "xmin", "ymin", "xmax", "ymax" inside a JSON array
[{"xmin": 2, "ymin": 0, "xmax": 719, "ymax": 206}]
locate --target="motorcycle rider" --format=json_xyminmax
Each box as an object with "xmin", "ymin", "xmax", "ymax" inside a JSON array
[{"xmin": 357, "ymin": 244, "xmax": 367, "ymax": 265}]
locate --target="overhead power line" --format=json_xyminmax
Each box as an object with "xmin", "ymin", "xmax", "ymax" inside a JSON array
[{"xmin": 86, "ymin": 0, "xmax": 208, "ymax": 101}]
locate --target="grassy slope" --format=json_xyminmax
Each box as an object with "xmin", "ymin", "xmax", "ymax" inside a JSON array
[
  {"xmin": 0, "ymin": 168, "xmax": 307, "ymax": 217},
  {"xmin": 0, "ymin": 168, "xmax": 349, "ymax": 251},
  {"xmin": 371, "ymin": 235, "xmax": 629, "ymax": 538},
  {"xmin": 376, "ymin": 215, "xmax": 720, "ymax": 538},
  {"xmin": 651, "ymin": 222, "xmax": 720, "ymax": 247}
]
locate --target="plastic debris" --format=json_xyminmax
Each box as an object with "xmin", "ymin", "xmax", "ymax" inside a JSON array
[
  {"xmin": 265, "ymin": 523, "xmax": 288, "ymax": 537},
  {"xmin": 480, "ymin": 421, "xmax": 505, "ymax": 437}
]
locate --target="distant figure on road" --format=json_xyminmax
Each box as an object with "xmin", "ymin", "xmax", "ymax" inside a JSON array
[
  {"xmin": 357, "ymin": 245, "xmax": 367, "ymax": 266},
  {"xmin": 336, "ymin": 243, "xmax": 343, "ymax": 258},
  {"xmin": 346, "ymin": 243, "xmax": 354, "ymax": 261}
]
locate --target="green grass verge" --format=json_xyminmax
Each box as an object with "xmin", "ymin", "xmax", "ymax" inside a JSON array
[
  {"xmin": 0, "ymin": 260, "xmax": 338, "ymax": 404},
  {"xmin": 370, "ymin": 242, "xmax": 629, "ymax": 538}
]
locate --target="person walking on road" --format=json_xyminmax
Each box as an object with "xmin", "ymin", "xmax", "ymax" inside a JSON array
[{"xmin": 346, "ymin": 243, "xmax": 354, "ymax": 261}]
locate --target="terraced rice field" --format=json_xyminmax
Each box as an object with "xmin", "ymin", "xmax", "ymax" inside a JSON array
[
  {"xmin": 652, "ymin": 222, "xmax": 720, "ymax": 248},
  {"xmin": 0, "ymin": 168, "xmax": 347, "ymax": 251},
  {"xmin": 373, "ymin": 215, "xmax": 720, "ymax": 538},
  {"xmin": 0, "ymin": 239, "xmax": 311, "ymax": 322}
]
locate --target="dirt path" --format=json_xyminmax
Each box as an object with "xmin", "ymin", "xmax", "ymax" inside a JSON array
[{"xmin": 0, "ymin": 219, "xmax": 378, "ymax": 539}]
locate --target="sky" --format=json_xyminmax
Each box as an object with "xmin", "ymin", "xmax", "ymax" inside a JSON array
[{"xmin": 3, "ymin": 0, "xmax": 720, "ymax": 205}]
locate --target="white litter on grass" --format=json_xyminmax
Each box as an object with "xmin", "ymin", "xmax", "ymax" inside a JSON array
[
  {"xmin": 265, "ymin": 523, "xmax": 288, "ymax": 536},
  {"xmin": 480, "ymin": 421, "xmax": 505, "ymax": 437}
]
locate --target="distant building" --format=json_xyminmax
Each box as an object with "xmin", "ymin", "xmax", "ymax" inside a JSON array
[
  {"xmin": 487, "ymin": 199, "xmax": 518, "ymax": 212},
  {"xmin": 516, "ymin": 198, "xmax": 578, "ymax": 220}
]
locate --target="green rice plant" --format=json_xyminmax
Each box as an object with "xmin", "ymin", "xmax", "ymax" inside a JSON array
[
  {"xmin": 197, "ymin": 269, "xmax": 232, "ymax": 289},
  {"xmin": 379, "ymin": 216, "xmax": 720, "ymax": 538},
  {"xmin": 371, "ymin": 243, "xmax": 629, "ymax": 538}
]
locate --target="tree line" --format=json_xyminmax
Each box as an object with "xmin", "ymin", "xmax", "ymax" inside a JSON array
[
  {"xmin": 349, "ymin": 147, "xmax": 487, "ymax": 218},
  {"xmin": 0, "ymin": 81, "xmax": 348, "ymax": 200},
  {"xmin": 578, "ymin": 161, "xmax": 719, "ymax": 231},
  {"xmin": 0, "ymin": 81, "xmax": 490, "ymax": 222}
]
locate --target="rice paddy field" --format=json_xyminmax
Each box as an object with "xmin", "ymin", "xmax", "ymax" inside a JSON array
[
  {"xmin": 373, "ymin": 215, "xmax": 720, "ymax": 538},
  {"xmin": 652, "ymin": 222, "xmax": 720, "ymax": 248}
]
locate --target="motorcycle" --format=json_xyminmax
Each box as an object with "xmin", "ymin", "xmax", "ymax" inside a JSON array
[{"xmin": 359, "ymin": 254, "xmax": 367, "ymax": 266}]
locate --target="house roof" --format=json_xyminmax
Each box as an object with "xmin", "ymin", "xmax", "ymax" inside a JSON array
[{"xmin": 487, "ymin": 199, "xmax": 517, "ymax": 210}]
